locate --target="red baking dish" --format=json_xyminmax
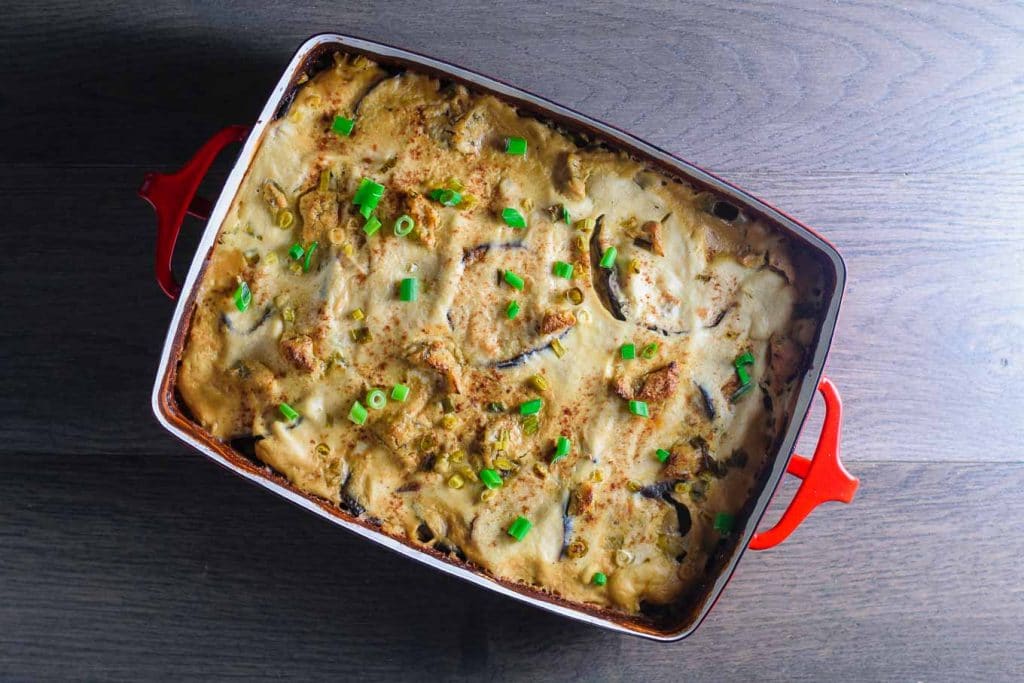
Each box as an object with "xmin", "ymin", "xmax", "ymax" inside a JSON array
[{"xmin": 140, "ymin": 33, "xmax": 858, "ymax": 640}]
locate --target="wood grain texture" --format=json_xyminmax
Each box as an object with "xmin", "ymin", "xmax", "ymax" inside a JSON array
[{"xmin": 2, "ymin": 0, "xmax": 1023, "ymax": 679}]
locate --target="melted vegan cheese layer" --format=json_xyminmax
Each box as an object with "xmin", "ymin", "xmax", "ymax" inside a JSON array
[{"xmin": 178, "ymin": 53, "xmax": 824, "ymax": 618}]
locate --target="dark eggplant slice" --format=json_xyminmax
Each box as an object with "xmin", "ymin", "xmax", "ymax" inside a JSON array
[
  {"xmin": 639, "ymin": 480, "xmax": 692, "ymax": 536},
  {"xmin": 588, "ymin": 215, "xmax": 628, "ymax": 321},
  {"xmin": 693, "ymin": 436, "xmax": 728, "ymax": 478},
  {"xmin": 341, "ymin": 493, "xmax": 365, "ymax": 517},
  {"xmin": 646, "ymin": 324, "xmax": 689, "ymax": 337},
  {"xmin": 711, "ymin": 200, "xmax": 741, "ymax": 222},
  {"xmin": 221, "ymin": 307, "xmax": 272, "ymax": 335},
  {"xmin": 435, "ymin": 542, "xmax": 468, "ymax": 562},
  {"xmin": 696, "ymin": 383, "xmax": 716, "ymax": 421},
  {"xmin": 340, "ymin": 472, "xmax": 366, "ymax": 517},
  {"xmin": 351, "ymin": 72, "xmax": 396, "ymax": 119},
  {"xmin": 639, "ymin": 478, "xmax": 694, "ymax": 535},
  {"xmin": 415, "ymin": 522, "xmax": 435, "ymax": 543},
  {"xmin": 462, "ymin": 241, "xmax": 525, "ymax": 264},
  {"xmin": 639, "ymin": 479, "xmax": 680, "ymax": 500},
  {"xmin": 663, "ymin": 495, "xmax": 692, "ymax": 536},
  {"xmin": 228, "ymin": 435, "xmax": 264, "ymax": 461},
  {"xmin": 560, "ymin": 491, "xmax": 574, "ymax": 557},
  {"xmin": 703, "ymin": 303, "xmax": 735, "ymax": 329},
  {"xmin": 491, "ymin": 328, "xmax": 571, "ymax": 369}
]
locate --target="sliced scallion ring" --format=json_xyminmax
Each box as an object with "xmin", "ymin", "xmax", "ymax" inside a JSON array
[
  {"xmin": 366, "ymin": 388, "xmax": 387, "ymax": 410},
  {"xmin": 393, "ymin": 214, "xmax": 415, "ymax": 237}
]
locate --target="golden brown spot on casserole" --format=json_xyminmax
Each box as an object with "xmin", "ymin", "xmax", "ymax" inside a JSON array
[{"xmin": 539, "ymin": 310, "xmax": 577, "ymax": 335}]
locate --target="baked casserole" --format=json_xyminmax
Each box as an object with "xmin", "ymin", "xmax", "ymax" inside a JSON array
[{"xmin": 177, "ymin": 51, "xmax": 826, "ymax": 621}]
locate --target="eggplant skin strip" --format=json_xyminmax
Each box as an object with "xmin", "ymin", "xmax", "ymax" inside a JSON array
[
  {"xmin": 560, "ymin": 496, "xmax": 574, "ymax": 557},
  {"xmin": 221, "ymin": 307, "xmax": 272, "ymax": 335},
  {"xmin": 351, "ymin": 72, "xmax": 397, "ymax": 118},
  {"xmin": 647, "ymin": 324, "xmax": 688, "ymax": 337},
  {"xmin": 697, "ymin": 382, "xmax": 717, "ymax": 421},
  {"xmin": 461, "ymin": 241, "xmax": 525, "ymax": 264},
  {"xmin": 704, "ymin": 303, "xmax": 735, "ymax": 329},
  {"xmin": 588, "ymin": 215, "xmax": 628, "ymax": 322},
  {"xmin": 639, "ymin": 480, "xmax": 692, "ymax": 536},
  {"xmin": 491, "ymin": 329, "xmax": 571, "ymax": 369}
]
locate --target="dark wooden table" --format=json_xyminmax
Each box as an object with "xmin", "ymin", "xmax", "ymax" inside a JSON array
[{"xmin": 3, "ymin": 1, "xmax": 1022, "ymax": 679}]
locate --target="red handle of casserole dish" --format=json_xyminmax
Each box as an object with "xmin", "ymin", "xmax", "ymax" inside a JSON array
[
  {"xmin": 138, "ymin": 125, "xmax": 250, "ymax": 299},
  {"xmin": 749, "ymin": 376, "xmax": 858, "ymax": 550}
]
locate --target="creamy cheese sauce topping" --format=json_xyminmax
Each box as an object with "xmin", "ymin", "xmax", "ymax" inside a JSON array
[{"xmin": 179, "ymin": 53, "xmax": 824, "ymax": 618}]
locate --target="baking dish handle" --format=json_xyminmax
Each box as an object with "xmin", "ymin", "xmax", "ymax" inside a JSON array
[
  {"xmin": 138, "ymin": 125, "xmax": 250, "ymax": 299},
  {"xmin": 749, "ymin": 376, "xmax": 858, "ymax": 550}
]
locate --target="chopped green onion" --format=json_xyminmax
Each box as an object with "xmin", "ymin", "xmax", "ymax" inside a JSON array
[
  {"xmin": 503, "ymin": 270, "xmax": 525, "ymax": 290},
  {"xmin": 734, "ymin": 351, "xmax": 754, "ymax": 387},
  {"xmin": 550, "ymin": 338, "xmax": 566, "ymax": 358},
  {"xmin": 730, "ymin": 383, "xmax": 754, "ymax": 402},
  {"xmin": 566, "ymin": 287, "xmax": 584, "ymax": 305},
  {"xmin": 714, "ymin": 512, "xmax": 735, "ymax": 534},
  {"xmin": 628, "ymin": 400, "xmax": 649, "ymax": 418},
  {"xmin": 620, "ymin": 343, "xmax": 636, "ymax": 360},
  {"xmin": 562, "ymin": 205, "xmax": 571, "ymax": 225},
  {"xmin": 519, "ymin": 398, "xmax": 543, "ymax": 415},
  {"xmin": 331, "ymin": 115, "xmax": 355, "ymax": 136},
  {"xmin": 398, "ymin": 277, "xmax": 418, "ymax": 302},
  {"xmin": 350, "ymin": 327, "xmax": 372, "ymax": 344},
  {"xmin": 551, "ymin": 436, "xmax": 571, "ymax": 463},
  {"xmin": 501, "ymin": 207, "xmax": 527, "ymax": 229},
  {"xmin": 278, "ymin": 402, "xmax": 300, "ymax": 421},
  {"xmin": 363, "ymin": 215, "xmax": 382, "ymax": 236},
  {"xmin": 640, "ymin": 342, "xmax": 659, "ymax": 360},
  {"xmin": 390, "ymin": 384, "xmax": 410, "ymax": 402},
  {"xmin": 656, "ymin": 448, "xmax": 671, "ymax": 463},
  {"xmin": 429, "ymin": 188, "xmax": 462, "ymax": 206},
  {"xmin": 507, "ymin": 515, "xmax": 532, "ymax": 541},
  {"xmin": 599, "ymin": 246, "xmax": 617, "ymax": 269},
  {"xmin": 393, "ymin": 214, "xmax": 415, "ymax": 237},
  {"xmin": 504, "ymin": 136, "xmax": 527, "ymax": 155},
  {"xmin": 303, "ymin": 241, "xmax": 318, "ymax": 272},
  {"xmin": 591, "ymin": 572, "xmax": 607, "ymax": 586},
  {"xmin": 288, "ymin": 243, "xmax": 305, "ymax": 260},
  {"xmin": 233, "ymin": 281, "xmax": 251, "ymax": 312},
  {"xmin": 506, "ymin": 299, "xmax": 521, "ymax": 319},
  {"xmin": 522, "ymin": 414, "xmax": 540, "ymax": 435},
  {"xmin": 348, "ymin": 401, "xmax": 368, "ymax": 425},
  {"xmin": 480, "ymin": 468, "xmax": 503, "ymax": 490},
  {"xmin": 552, "ymin": 261, "xmax": 574, "ymax": 279},
  {"xmin": 366, "ymin": 388, "xmax": 387, "ymax": 410},
  {"xmin": 353, "ymin": 177, "xmax": 385, "ymax": 217},
  {"xmin": 276, "ymin": 209, "xmax": 294, "ymax": 229},
  {"xmin": 529, "ymin": 374, "xmax": 550, "ymax": 392}
]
